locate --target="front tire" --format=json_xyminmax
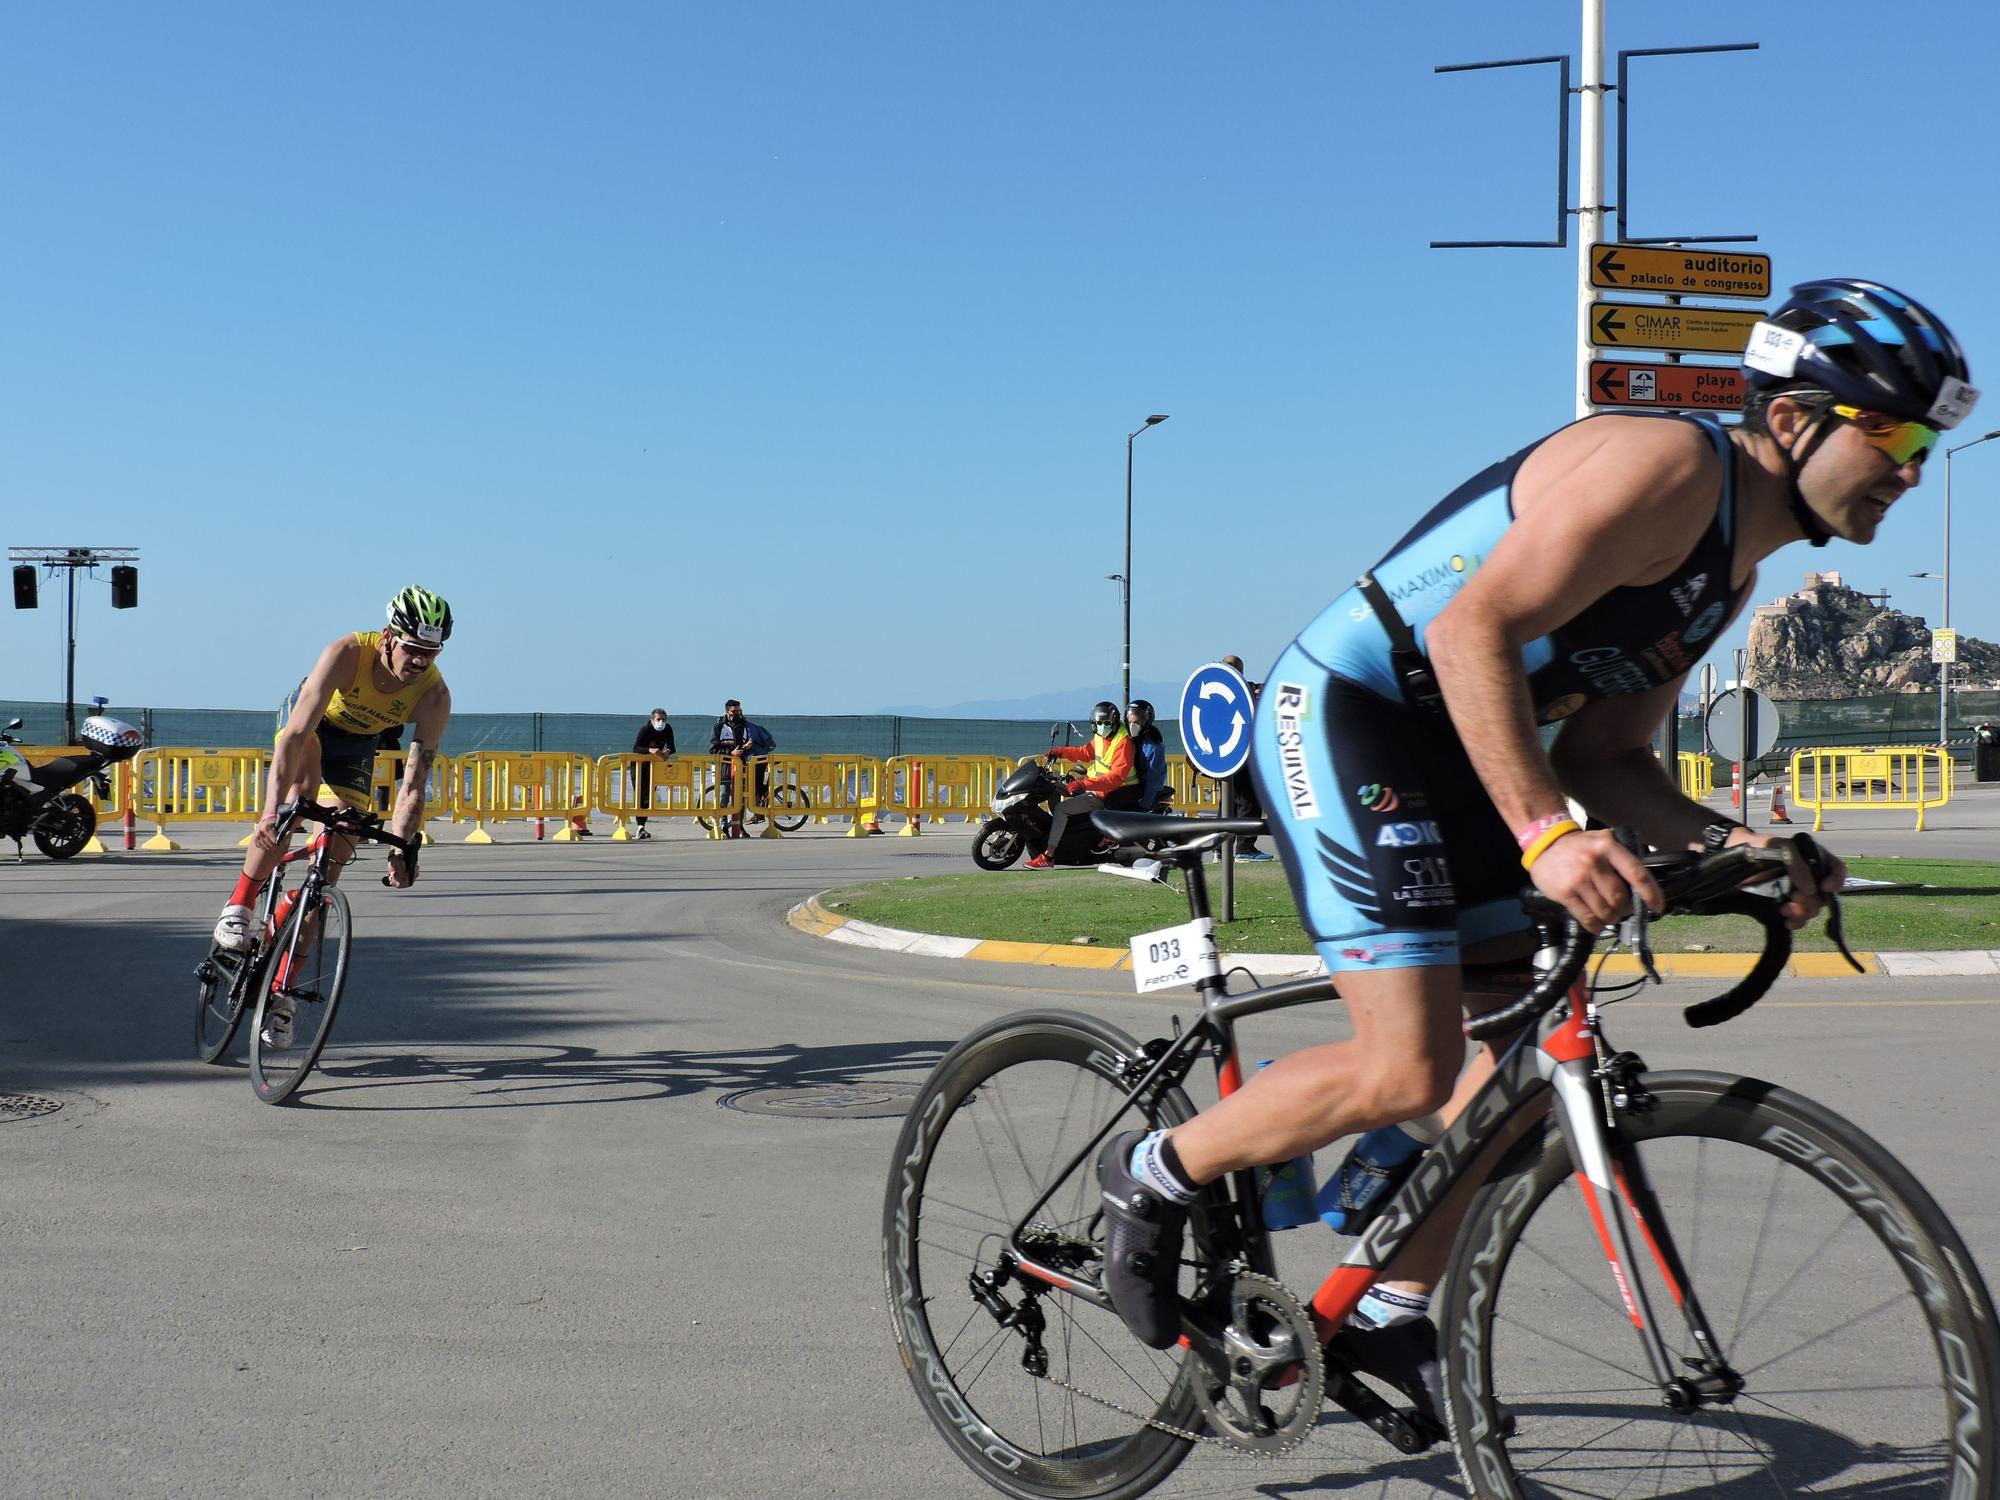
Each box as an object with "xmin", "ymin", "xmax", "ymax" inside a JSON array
[
  {"xmin": 248, "ymin": 887, "xmax": 353, "ymax": 1105},
  {"xmin": 1442, "ymin": 1070, "xmax": 2000, "ymax": 1499},
  {"xmin": 973, "ymin": 821, "xmax": 1025, "ymax": 871},
  {"xmin": 31, "ymin": 793, "xmax": 97, "ymax": 859},
  {"xmin": 884, "ymin": 1009, "xmax": 1210, "ymax": 1500}
]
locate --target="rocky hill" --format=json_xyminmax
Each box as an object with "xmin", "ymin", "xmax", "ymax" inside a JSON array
[{"xmin": 1745, "ymin": 572, "xmax": 2000, "ymax": 699}]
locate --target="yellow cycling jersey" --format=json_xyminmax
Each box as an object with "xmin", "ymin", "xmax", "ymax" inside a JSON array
[{"xmin": 321, "ymin": 630, "xmax": 440, "ymax": 737}]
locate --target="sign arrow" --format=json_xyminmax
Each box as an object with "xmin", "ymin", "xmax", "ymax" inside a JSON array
[
  {"xmin": 1189, "ymin": 712, "xmax": 1214, "ymax": 756},
  {"xmin": 1594, "ymin": 247, "xmax": 1625, "ymax": 282},
  {"xmin": 1594, "ymin": 365, "xmax": 1625, "ymax": 402},
  {"xmin": 1595, "ymin": 306, "xmax": 1627, "ymax": 343},
  {"xmin": 1215, "ymin": 711, "xmax": 1245, "ymax": 761}
]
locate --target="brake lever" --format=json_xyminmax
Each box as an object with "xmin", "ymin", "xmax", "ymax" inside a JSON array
[
  {"xmin": 1789, "ymin": 832, "xmax": 1864, "ymax": 973},
  {"xmin": 1612, "ymin": 827, "xmax": 1662, "ymax": 985}
]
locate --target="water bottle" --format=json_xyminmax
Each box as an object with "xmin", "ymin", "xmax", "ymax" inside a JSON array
[
  {"xmin": 1254, "ymin": 1061, "xmax": 1319, "ymax": 1230},
  {"xmin": 1317, "ymin": 1120, "xmax": 1439, "ymax": 1234}
]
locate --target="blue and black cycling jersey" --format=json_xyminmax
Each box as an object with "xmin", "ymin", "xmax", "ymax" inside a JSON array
[
  {"xmin": 1251, "ymin": 413, "xmax": 1748, "ymax": 974},
  {"xmin": 1297, "ymin": 413, "xmax": 1746, "ymax": 725}
]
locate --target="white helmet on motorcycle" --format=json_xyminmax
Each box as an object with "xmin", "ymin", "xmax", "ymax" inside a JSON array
[{"xmin": 79, "ymin": 716, "xmax": 144, "ymax": 753}]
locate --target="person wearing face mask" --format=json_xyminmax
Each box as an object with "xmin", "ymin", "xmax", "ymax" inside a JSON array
[
  {"xmin": 1024, "ymin": 701, "xmax": 1143, "ymax": 870},
  {"xmin": 630, "ymin": 709, "xmax": 676, "ymax": 839}
]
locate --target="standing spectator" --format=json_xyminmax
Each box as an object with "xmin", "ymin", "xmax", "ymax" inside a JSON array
[
  {"xmin": 709, "ymin": 699, "xmax": 777, "ymax": 838},
  {"xmin": 631, "ymin": 708, "xmax": 675, "ymax": 839},
  {"xmin": 1222, "ymin": 655, "xmax": 1272, "ymax": 859}
]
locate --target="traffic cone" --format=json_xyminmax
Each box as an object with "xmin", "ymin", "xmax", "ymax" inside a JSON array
[{"xmin": 1770, "ymin": 779, "xmax": 1792, "ymax": 824}]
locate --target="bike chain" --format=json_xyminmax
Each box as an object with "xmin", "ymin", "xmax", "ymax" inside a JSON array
[{"xmin": 1028, "ymin": 1271, "xmax": 1318, "ymax": 1459}]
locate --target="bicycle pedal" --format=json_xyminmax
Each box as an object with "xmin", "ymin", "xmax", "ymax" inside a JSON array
[{"xmin": 1323, "ymin": 1365, "xmax": 1441, "ymax": 1455}]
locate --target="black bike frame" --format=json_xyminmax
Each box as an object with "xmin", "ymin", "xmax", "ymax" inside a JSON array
[{"xmin": 1003, "ymin": 840, "xmax": 1727, "ymax": 1392}]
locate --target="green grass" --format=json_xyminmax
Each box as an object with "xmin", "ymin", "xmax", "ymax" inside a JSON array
[{"xmin": 821, "ymin": 857, "xmax": 2000, "ymax": 954}]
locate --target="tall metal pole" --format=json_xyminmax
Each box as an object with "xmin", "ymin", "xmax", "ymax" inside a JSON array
[
  {"xmin": 1940, "ymin": 429, "xmax": 2000, "ymax": 747},
  {"xmin": 1123, "ymin": 434, "xmax": 1133, "ymax": 712},
  {"xmin": 64, "ymin": 559, "xmax": 79, "ymax": 744},
  {"xmin": 1573, "ymin": 0, "xmax": 1606, "ymax": 419},
  {"xmin": 1123, "ymin": 415, "xmax": 1169, "ymax": 709}
]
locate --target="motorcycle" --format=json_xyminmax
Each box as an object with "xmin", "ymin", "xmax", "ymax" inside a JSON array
[
  {"xmin": 972, "ymin": 724, "xmax": 1173, "ymax": 872},
  {"xmin": 0, "ymin": 707, "xmax": 146, "ymax": 860}
]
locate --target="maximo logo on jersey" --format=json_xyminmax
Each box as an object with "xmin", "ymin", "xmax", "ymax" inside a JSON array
[{"xmin": 1273, "ymin": 682, "xmax": 1319, "ymax": 819}]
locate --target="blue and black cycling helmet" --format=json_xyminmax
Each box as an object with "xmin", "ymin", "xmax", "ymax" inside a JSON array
[{"xmin": 1742, "ymin": 279, "xmax": 1978, "ymax": 429}]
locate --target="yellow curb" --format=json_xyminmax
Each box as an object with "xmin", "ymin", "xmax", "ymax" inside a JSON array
[
  {"xmin": 1791, "ymin": 951, "xmax": 1882, "ymax": 978},
  {"xmin": 788, "ymin": 897, "xmax": 849, "ymax": 937},
  {"xmin": 1595, "ymin": 952, "xmax": 1882, "ymax": 978}
]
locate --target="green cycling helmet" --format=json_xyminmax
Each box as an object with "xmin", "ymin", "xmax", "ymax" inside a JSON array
[{"xmin": 387, "ymin": 585, "xmax": 454, "ymax": 647}]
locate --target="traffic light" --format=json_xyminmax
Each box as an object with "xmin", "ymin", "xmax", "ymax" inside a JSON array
[
  {"xmin": 110, "ymin": 565, "xmax": 138, "ymax": 609},
  {"xmin": 12, "ymin": 565, "xmax": 35, "ymax": 609}
]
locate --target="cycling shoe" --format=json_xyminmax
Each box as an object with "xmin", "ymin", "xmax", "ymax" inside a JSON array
[
  {"xmin": 1096, "ymin": 1130, "xmax": 1188, "ymax": 1349},
  {"xmin": 1326, "ymin": 1316, "xmax": 1447, "ymax": 1429}
]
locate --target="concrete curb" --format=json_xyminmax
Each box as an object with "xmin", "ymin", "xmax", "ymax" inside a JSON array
[{"xmin": 787, "ymin": 896, "xmax": 1992, "ymax": 979}]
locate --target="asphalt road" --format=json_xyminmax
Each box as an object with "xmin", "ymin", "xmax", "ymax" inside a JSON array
[{"xmin": 4, "ymin": 810, "xmax": 1997, "ymax": 1498}]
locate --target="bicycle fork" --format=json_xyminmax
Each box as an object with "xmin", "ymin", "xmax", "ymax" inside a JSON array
[{"xmin": 1545, "ymin": 1038, "xmax": 1743, "ymax": 1412}]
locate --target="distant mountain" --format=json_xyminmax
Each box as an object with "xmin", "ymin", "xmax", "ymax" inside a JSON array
[
  {"xmin": 1748, "ymin": 572, "xmax": 2000, "ymax": 698},
  {"xmin": 880, "ymin": 680, "xmax": 1189, "ymax": 720}
]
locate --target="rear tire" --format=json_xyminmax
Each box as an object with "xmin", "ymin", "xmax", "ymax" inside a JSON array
[
  {"xmin": 248, "ymin": 887, "xmax": 353, "ymax": 1105},
  {"xmin": 195, "ymin": 944, "xmax": 258, "ymax": 1062},
  {"xmin": 31, "ymin": 793, "xmax": 97, "ymax": 859},
  {"xmin": 884, "ymin": 1009, "xmax": 1212, "ymax": 1500}
]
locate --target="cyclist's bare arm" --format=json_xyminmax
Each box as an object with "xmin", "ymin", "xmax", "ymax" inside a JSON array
[
  {"xmin": 1551, "ymin": 678, "xmax": 1711, "ymax": 844},
  {"xmin": 1425, "ymin": 419, "xmax": 1723, "ymax": 928},
  {"xmin": 260, "ymin": 635, "xmax": 363, "ymax": 838},
  {"xmin": 385, "ymin": 679, "xmax": 449, "ymax": 886}
]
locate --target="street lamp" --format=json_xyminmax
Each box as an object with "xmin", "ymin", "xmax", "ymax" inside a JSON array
[
  {"xmin": 1938, "ymin": 428, "xmax": 2000, "ymax": 746},
  {"xmin": 1123, "ymin": 414, "xmax": 1169, "ymax": 710}
]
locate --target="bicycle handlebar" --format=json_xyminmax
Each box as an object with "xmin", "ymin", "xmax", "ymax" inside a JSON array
[
  {"xmin": 1463, "ymin": 832, "xmax": 1861, "ymax": 1042},
  {"xmin": 273, "ymin": 798, "xmax": 420, "ymax": 885}
]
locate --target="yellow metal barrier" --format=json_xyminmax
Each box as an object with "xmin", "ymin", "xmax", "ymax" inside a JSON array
[
  {"xmin": 452, "ymin": 752, "xmax": 595, "ymax": 843},
  {"xmin": 591, "ymin": 754, "xmax": 744, "ymax": 837},
  {"xmin": 1677, "ymin": 751, "xmax": 1713, "ymax": 799},
  {"xmin": 749, "ymin": 755, "xmax": 890, "ymax": 839},
  {"xmin": 1165, "ymin": 755, "xmax": 1225, "ymax": 815},
  {"xmin": 885, "ymin": 755, "xmax": 1010, "ymax": 835},
  {"xmin": 368, "ymin": 750, "xmax": 455, "ymax": 842},
  {"xmin": 1790, "ymin": 746, "xmax": 1953, "ymax": 832},
  {"xmin": 133, "ymin": 747, "xmax": 271, "ymax": 850}
]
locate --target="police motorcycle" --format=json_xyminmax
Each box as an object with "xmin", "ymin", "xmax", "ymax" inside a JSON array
[
  {"xmin": 971, "ymin": 719, "xmax": 1172, "ymax": 872},
  {"xmin": 0, "ymin": 703, "xmax": 146, "ymax": 860}
]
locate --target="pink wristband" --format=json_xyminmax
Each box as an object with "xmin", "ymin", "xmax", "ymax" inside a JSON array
[{"xmin": 1514, "ymin": 811, "xmax": 1573, "ymax": 852}]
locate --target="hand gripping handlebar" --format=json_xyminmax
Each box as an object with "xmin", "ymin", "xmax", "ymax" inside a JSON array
[
  {"xmin": 273, "ymin": 798, "xmax": 420, "ymax": 887},
  {"xmin": 1464, "ymin": 831, "xmax": 1861, "ymax": 1042}
]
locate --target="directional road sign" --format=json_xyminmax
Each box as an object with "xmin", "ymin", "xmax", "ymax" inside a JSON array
[
  {"xmin": 1706, "ymin": 688, "xmax": 1780, "ymax": 763},
  {"xmin": 1590, "ymin": 302, "xmax": 1765, "ymax": 355},
  {"xmin": 1179, "ymin": 662, "xmax": 1254, "ymax": 779},
  {"xmin": 1590, "ymin": 359, "xmax": 1745, "ymax": 412},
  {"xmin": 1589, "ymin": 244, "xmax": 1772, "ymax": 300}
]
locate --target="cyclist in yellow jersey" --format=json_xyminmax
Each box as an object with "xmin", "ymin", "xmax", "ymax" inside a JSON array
[{"xmin": 212, "ymin": 586, "xmax": 454, "ymax": 952}]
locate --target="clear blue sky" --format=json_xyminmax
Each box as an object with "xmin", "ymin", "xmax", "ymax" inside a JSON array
[{"xmin": 5, "ymin": 1, "xmax": 1997, "ymax": 716}]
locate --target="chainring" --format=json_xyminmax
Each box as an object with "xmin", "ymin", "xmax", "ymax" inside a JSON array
[{"xmin": 1189, "ymin": 1270, "xmax": 1323, "ymax": 1455}]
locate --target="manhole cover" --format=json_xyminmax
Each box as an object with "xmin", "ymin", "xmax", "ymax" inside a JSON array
[
  {"xmin": 718, "ymin": 1082, "xmax": 921, "ymax": 1120},
  {"xmin": 0, "ymin": 1094, "xmax": 63, "ymax": 1123}
]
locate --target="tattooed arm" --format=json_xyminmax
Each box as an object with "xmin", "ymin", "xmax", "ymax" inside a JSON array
[{"xmin": 387, "ymin": 678, "xmax": 451, "ymax": 886}]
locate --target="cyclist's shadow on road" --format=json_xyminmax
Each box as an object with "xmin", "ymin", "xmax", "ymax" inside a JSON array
[
  {"xmin": 1229, "ymin": 1400, "xmax": 1949, "ymax": 1498},
  {"xmin": 292, "ymin": 1036, "xmax": 950, "ymax": 1112}
]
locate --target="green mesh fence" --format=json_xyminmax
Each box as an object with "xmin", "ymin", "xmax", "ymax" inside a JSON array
[{"xmin": 0, "ymin": 701, "xmax": 1192, "ymax": 762}]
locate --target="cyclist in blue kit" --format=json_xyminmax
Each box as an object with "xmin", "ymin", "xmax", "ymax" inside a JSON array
[{"xmin": 1095, "ymin": 279, "xmax": 1980, "ymax": 1421}]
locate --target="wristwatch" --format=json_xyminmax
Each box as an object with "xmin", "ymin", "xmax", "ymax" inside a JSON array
[{"xmin": 1701, "ymin": 819, "xmax": 1744, "ymax": 852}]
